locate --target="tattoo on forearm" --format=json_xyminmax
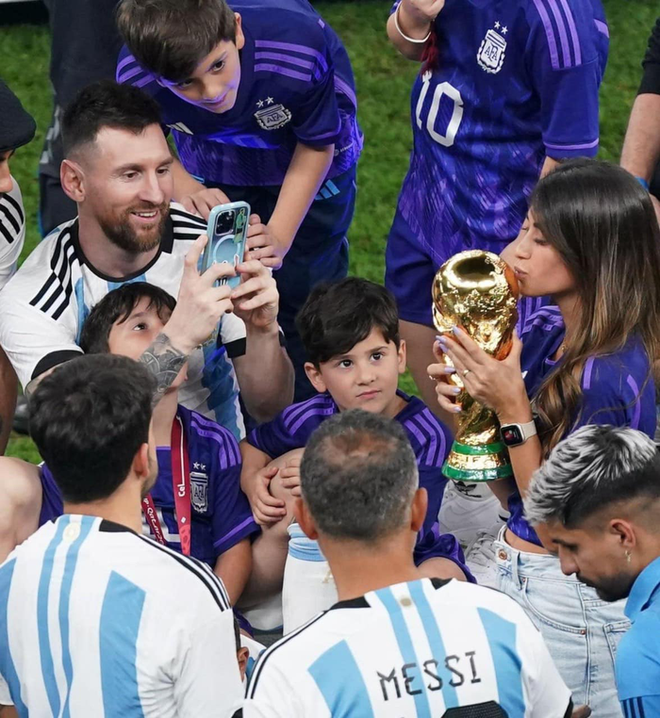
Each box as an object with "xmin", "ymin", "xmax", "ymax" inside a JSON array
[{"xmin": 139, "ymin": 333, "xmax": 187, "ymax": 407}]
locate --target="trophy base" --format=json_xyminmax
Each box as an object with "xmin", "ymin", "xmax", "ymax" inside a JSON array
[{"xmin": 442, "ymin": 440, "xmax": 513, "ymax": 483}]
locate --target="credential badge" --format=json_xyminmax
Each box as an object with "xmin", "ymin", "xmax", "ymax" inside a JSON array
[
  {"xmin": 254, "ymin": 102, "xmax": 292, "ymax": 131},
  {"xmin": 190, "ymin": 469, "xmax": 209, "ymax": 513},
  {"xmin": 477, "ymin": 22, "xmax": 507, "ymax": 74}
]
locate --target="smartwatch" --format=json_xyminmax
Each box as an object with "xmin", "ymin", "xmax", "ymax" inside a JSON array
[{"xmin": 500, "ymin": 420, "xmax": 537, "ymax": 447}]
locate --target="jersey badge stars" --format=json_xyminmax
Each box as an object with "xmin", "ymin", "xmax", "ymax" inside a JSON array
[
  {"xmin": 191, "ymin": 463, "xmax": 209, "ymax": 513},
  {"xmin": 254, "ymin": 97, "xmax": 292, "ymax": 131},
  {"xmin": 477, "ymin": 21, "xmax": 508, "ymax": 74}
]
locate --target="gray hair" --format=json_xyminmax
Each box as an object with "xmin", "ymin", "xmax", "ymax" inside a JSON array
[
  {"xmin": 300, "ymin": 409, "xmax": 418, "ymax": 541},
  {"xmin": 525, "ymin": 424, "xmax": 660, "ymax": 527}
]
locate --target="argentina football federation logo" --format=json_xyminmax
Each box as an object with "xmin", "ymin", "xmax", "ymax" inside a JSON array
[
  {"xmin": 477, "ymin": 21, "xmax": 508, "ymax": 74},
  {"xmin": 254, "ymin": 97, "xmax": 292, "ymax": 130},
  {"xmin": 190, "ymin": 465, "xmax": 209, "ymax": 513}
]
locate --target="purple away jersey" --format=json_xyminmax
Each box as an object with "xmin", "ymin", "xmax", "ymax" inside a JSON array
[
  {"xmin": 248, "ymin": 390, "xmax": 451, "ymax": 537},
  {"xmin": 391, "ymin": 0, "xmax": 609, "ymax": 264},
  {"xmin": 39, "ymin": 405, "xmax": 259, "ymax": 565},
  {"xmin": 117, "ymin": 0, "xmax": 362, "ymax": 187},
  {"xmin": 508, "ymin": 306, "xmax": 656, "ymax": 545}
]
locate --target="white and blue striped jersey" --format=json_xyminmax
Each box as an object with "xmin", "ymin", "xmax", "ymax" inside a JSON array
[
  {"xmin": 244, "ymin": 578, "xmax": 572, "ymax": 717},
  {"xmin": 0, "ymin": 514, "xmax": 243, "ymax": 717},
  {"xmin": 0, "ymin": 203, "xmax": 246, "ymax": 438},
  {"xmin": 0, "ymin": 179, "xmax": 26, "ymax": 291}
]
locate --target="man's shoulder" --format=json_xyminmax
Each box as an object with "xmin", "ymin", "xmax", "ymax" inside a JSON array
[
  {"xmin": 0, "ymin": 180, "xmax": 25, "ymax": 249},
  {"xmin": 237, "ymin": 0, "xmax": 326, "ymax": 45},
  {"xmin": 616, "ymin": 612, "xmax": 660, "ymax": 697},
  {"xmin": 168, "ymin": 203, "xmax": 206, "ymax": 243},
  {"xmin": 185, "ymin": 407, "xmax": 241, "ymax": 462}
]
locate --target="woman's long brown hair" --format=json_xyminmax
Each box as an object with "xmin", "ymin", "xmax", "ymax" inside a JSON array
[{"xmin": 529, "ymin": 160, "xmax": 660, "ymax": 455}]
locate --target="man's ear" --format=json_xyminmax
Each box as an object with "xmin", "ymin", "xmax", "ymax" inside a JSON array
[
  {"xmin": 304, "ymin": 362, "xmax": 326, "ymax": 394},
  {"xmin": 294, "ymin": 497, "xmax": 319, "ymax": 540},
  {"xmin": 610, "ymin": 518, "xmax": 637, "ymax": 550},
  {"xmin": 60, "ymin": 159, "xmax": 86, "ymax": 203},
  {"xmin": 410, "ymin": 488, "xmax": 428, "ymax": 533},
  {"xmin": 132, "ymin": 442, "xmax": 151, "ymax": 483}
]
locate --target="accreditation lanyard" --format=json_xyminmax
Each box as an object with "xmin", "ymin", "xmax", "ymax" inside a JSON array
[{"xmin": 142, "ymin": 415, "xmax": 192, "ymax": 556}]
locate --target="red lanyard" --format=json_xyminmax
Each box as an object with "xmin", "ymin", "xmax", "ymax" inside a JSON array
[{"xmin": 141, "ymin": 414, "xmax": 192, "ymax": 555}]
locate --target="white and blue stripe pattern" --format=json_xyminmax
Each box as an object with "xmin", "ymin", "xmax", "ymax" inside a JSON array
[{"xmin": 245, "ymin": 578, "xmax": 572, "ymax": 716}]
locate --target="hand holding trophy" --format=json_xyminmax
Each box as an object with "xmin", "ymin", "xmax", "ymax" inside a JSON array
[{"xmin": 432, "ymin": 250, "xmax": 519, "ymax": 482}]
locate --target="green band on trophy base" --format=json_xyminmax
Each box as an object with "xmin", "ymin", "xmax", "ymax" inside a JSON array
[
  {"xmin": 442, "ymin": 462, "xmax": 514, "ymax": 482},
  {"xmin": 441, "ymin": 439, "xmax": 513, "ymax": 482},
  {"xmin": 449, "ymin": 440, "xmax": 508, "ymax": 457}
]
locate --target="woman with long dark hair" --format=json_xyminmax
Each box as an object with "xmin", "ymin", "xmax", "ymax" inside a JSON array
[{"xmin": 429, "ymin": 159, "xmax": 660, "ymax": 718}]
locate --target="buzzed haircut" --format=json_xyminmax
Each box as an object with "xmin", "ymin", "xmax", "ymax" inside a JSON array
[
  {"xmin": 62, "ymin": 80, "xmax": 162, "ymax": 158},
  {"xmin": 29, "ymin": 354, "xmax": 155, "ymax": 504},
  {"xmin": 296, "ymin": 278, "xmax": 400, "ymax": 367},
  {"xmin": 525, "ymin": 424, "xmax": 660, "ymax": 528},
  {"xmin": 300, "ymin": 410, "xmax": 418, "ymax": 541},
  {"xmin": 80, "ymin": 282, "xmax": 176, "ymax": 355},
  {"xmin": 117, "ymin": 0, "xmax": 237, "ymax": 82}
]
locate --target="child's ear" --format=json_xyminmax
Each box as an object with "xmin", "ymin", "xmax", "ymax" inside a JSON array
[
  {"xmin": 397, "ymin": 340, "xmax": 407, "ymax": 374},
  {"xmin": 234, "ymin": 13, "xmax": 245, "ymax": 50},
  {"xmin": 237, "ymin": 647, "xmax": 249, "ymax": 681},
  {"xmin": 304, "ymin": 362, "xmax": 326, "ymax": 394}
]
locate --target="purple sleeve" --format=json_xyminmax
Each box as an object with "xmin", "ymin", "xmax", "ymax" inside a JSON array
[
  {"xmin": 574, "ymin": 356, "xmax": 653, "ymax": 435},
  {"xmin": 211, "ymin": 442, "xmax": 260, "ymax": 556},
  {"xmin": 247, "ymin": 411, "xmax": 307, "ymax": 458},
  {"xmin": 413, "ymin": 524, "xmax": 475, "ymax": 583},
  {"xmin": 528, "ymin": 0, "xmax": 607, "ymax": 159},
  {"xmin": 291, "ymin": 48, "xmax": 342, "ymax": 147}
]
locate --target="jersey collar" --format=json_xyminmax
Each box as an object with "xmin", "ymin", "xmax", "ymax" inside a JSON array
[{"xmin": 625, "ymin": 555, "xmax": 660, "ymax": 622}]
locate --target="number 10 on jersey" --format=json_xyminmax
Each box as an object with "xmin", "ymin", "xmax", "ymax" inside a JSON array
[{"xmin": 416, "ymin": 72, "xmax": 464, "ymax": 148}]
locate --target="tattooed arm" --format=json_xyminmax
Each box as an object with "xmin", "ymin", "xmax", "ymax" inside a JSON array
[{"xmin": 139, "ymin": 235, "xmax": 238, "ymax": 406}]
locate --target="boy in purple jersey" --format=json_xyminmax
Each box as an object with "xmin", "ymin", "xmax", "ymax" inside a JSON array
[
  {"xmin": 385, "ymin": 0, "xmax": 609, "ymax": 421},
  {"xmin": 241, "ymin": 278, "xmax": 470, "ymax": 585},
  {"xmin": 115, "ymin": 0, "xmax": 362, "ymax": 401},
  {"xmin": 35, "ymin": 283, "xmax": 261, "ymax": 604}
]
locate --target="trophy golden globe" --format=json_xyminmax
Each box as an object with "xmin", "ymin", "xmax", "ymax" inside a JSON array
[{"xmin": 432, "ymin": 250, "xmax": 519, "ymax": 482}]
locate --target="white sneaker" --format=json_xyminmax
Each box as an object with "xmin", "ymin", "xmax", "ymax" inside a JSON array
[
  {"xmin": 438, "ymin": 481, "xmax": 507, "ymax": 548},
  {"xmin": 466, "ymin": 532, "xmax": 499, "ymax": 588}
]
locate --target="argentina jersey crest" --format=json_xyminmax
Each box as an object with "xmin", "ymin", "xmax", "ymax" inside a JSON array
[
  {"xmin": 190, "ymin": 463, "xmax": 209, "ymax": 513},
  {"xmin": 254, "ymin": 97, "xmax": 292, "ymax": 130},
  {"xmin": 477, "ymin": 22, "xmax": 508, "ymax": 74}
]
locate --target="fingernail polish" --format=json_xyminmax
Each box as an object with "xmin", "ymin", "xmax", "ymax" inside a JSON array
[
  {"xmin": 453, "ymin": 405, "xmax": 462, "ymax": 413},
  {"xmin": 452, "ymin": 325, "xmax": 462, "ymax": 336},
  {"xmin": 451, "ymin": 386, "xmax": 461, "ymax": 395},
  {"xmin": 443, "ymin": 366, "xmax": 456, "ymax": 374},
  {"xmin": 435, "ymin": 334, "xmax": 445, "ymax": 342}
]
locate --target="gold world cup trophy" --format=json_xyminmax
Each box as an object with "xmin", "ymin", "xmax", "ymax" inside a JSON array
[{"xmin": 432, "ymin": 250, "xmax": 519, "ymax": 482}]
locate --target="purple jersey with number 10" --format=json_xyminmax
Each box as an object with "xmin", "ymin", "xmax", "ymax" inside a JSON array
[
  {"xmin": 392, "ymin": 0, "xmax": 609, "ymax": 264},
  {"xmin": 117, "ymin": 0, "xmax": 362, "ymax": 187}
]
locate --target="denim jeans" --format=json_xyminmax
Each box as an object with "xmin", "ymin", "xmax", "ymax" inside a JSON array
[{"xmin": 495, "ymin": 529, "xmax": 628, "ymax": 718}]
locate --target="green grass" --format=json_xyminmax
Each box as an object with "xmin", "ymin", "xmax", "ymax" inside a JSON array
[{"xmin": 0, "ymin": 0, "xmax": 656, "ymax": 461}]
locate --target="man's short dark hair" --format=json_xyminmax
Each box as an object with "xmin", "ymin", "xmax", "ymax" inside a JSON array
[
  {"xmin": 117, "ymin": 0, "xmax": 237, "ymax": 82},
  {"xmin": 62, "ymin": 80, "xmax": 162, "ymax": 158},
  {"xmin": 296, "ymin": 278, "xmax": 400, "ymax": 367},
  {"xmin": 300, "ymin": 410, "xmax": 418, "ymax": 541},
  {"xmin": 29, "ymin": 355, "xmax": 155, "ymax": 503},
  {"xmin": 80, "ymin": 283, "xmax": 176, "ymax": 354}
]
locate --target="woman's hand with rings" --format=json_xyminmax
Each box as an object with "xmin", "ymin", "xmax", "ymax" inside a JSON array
[{"xmin": 430, "ymin": 326, "xmax": 529, "ymax": 419}]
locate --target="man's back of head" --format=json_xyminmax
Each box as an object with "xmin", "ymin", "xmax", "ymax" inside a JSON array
[
  {"xmin": 299, "ymin": 409, "xmax": 419, "ymax": 544},
  {"xmin": 29, "ymin": 353, "xmax": 155, "ymax": 505}
]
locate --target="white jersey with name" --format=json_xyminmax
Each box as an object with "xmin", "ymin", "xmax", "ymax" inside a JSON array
[
  {"xmin": 0, "ymin": 514, "xmax": 243, "ymax": 717},
  {"xmin": 244, "ymin": 578, "xmax": 572, "ymax": 718},
  {"xmin": 0, "ymin": 179, "xmax": 26, "ymax": 291},
  {"xmin": 0, "ymin": 203, "xmax": 246, "ymax": 438}
]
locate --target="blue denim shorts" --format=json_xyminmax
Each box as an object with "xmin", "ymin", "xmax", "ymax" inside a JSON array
[{"xmin": 494, "ymin": 528, "xmax": 628, "ymax": 718}]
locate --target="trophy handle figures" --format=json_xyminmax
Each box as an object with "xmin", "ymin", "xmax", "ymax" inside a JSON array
[{"xmin": 432, "ymin": 250, "xmax": 519, "ymax": 482}]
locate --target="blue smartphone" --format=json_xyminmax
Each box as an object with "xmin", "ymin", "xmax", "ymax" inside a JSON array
[{"xmin": 201, "ymin": 201, "xmax": 250, "ymax": 289}]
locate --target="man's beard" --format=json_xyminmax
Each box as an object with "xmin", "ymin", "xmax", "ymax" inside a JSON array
[
  {"xmin": 579, "ymin": 570, "xmax": 635, "ymax": 602},
  {"xmin": 140, "ymin": 452, "xmax": 160, "ymax": 500},
  {"xmin": 99, "ymin": 203, "xmax": 168, "ymax": 254}
]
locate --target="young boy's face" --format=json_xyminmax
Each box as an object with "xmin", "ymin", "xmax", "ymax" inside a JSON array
[
  {"xmin": 107, "ymin": 296, "xmax": 186, "ymax": 389},
  {"xmin": 305, "ymin": 328, "xmax": 406, "ymax": 418},
  {"xmin": 163, "ymin": 16, "xmax": 245, "ymax": 114}
]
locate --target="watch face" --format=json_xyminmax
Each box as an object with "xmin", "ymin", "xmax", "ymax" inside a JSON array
[{"xmin": 502, "ymin": 425, "xmax": 523, "ymax": 445}]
